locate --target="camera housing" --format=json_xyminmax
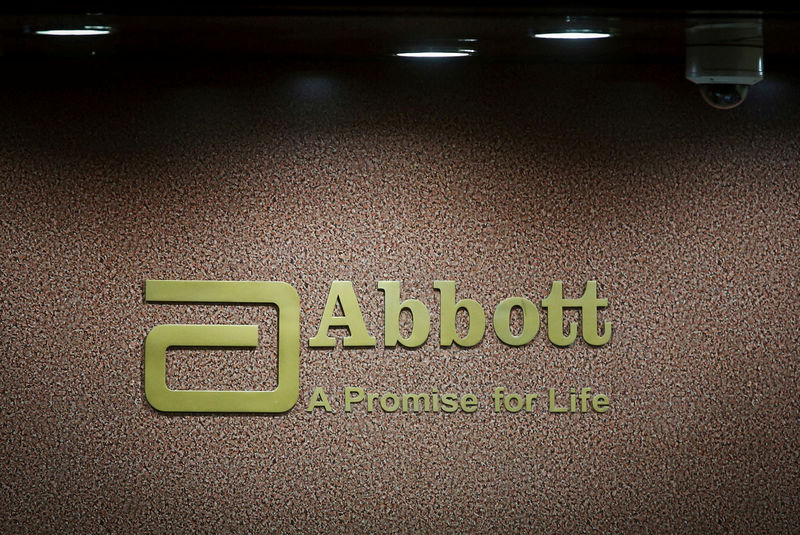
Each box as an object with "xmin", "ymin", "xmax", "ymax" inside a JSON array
[{"xmin": 686, "ymin": 22, "xmax": 763, "ymax": 109}]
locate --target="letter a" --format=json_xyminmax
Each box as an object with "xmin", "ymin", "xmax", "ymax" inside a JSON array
[
  {"xmin": 309, "ymin": 281, "xmax": 376, "ymax": 347},
  {"xmin": 306, "ymin": 387, "xmax": 333, "ymax": 413}
]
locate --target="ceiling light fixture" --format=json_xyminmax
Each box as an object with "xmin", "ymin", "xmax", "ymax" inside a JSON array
[
  {"xmin": 533, "ymin": 31, "xmax": 611, "ymax": 40},
  {"xmin": 35, "ymin": 26, "xmax": 111, "ymax": 36},
  {"xmin": 396, "ymin": 50, "xmax": 473, "ymax": 58}
]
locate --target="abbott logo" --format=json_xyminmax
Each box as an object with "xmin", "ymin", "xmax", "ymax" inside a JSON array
[{"xmin": 144, "ymin": 280, "xmax": 300, "ymax": 413}]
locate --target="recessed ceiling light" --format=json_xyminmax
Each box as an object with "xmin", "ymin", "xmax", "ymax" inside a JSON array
[
  {"xmin": 35, "ymin": 27, "xmax": 111, "ymax": 36},
  {"xmin": 396, "ymin": 51, "xmax": 473, "ymax": 58},
  {"xmin": 533, "ymin": 32, "xmax": 611, "ymax": 40}
]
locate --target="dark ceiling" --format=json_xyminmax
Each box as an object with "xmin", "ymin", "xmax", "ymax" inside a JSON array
[{"xmin": 0, "ymin": 5, "xmax": 798, "ymax": 64}]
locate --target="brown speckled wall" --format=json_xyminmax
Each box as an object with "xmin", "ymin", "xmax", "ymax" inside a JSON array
[{"xmin": 1, "ymin": 61, "xmax": 798, "ymax": 533}]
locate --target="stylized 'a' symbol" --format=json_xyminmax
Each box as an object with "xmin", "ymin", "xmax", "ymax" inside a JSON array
[{"xmin": 144, "ymin": 280, "xmax": 300, "ymax": 413}]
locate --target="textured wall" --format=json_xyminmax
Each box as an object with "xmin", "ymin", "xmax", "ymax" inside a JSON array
[{"xmin": 1, "ymin": 60, "xmax": 798, "ymax": 533}]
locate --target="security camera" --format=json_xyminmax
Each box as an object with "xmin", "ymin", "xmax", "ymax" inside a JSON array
[
  {"xmin": 697, "ymin": 83, "xmax": 750, "ymax": 110},
  {"xmin": 686, "ymin": 22, "xmax": 763, "ymax": 110}
]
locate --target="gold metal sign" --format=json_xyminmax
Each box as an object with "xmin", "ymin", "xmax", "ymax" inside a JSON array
[{"xmin": 144, "ymin": 279, "xmax": 611, "ymax": 413}]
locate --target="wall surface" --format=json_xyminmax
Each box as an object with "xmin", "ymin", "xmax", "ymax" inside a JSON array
[{"xmin": 1, "ymin": 60, "xmax": 798, "ymax": 533}]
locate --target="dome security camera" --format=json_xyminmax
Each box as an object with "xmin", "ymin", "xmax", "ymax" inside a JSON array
[
  {"xmin": 686, "ymin": 22, "xmax": 763, "ymax": 110},
  {"xmin": 697, "ymin": 83, "xmax": 750, "ymax": 110}
]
